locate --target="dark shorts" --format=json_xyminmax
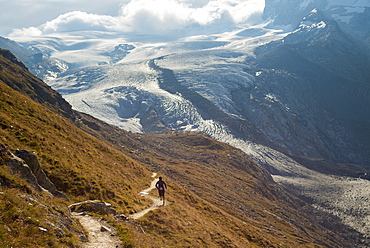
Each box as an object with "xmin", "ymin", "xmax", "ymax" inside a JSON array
[{"xmin": 158, "ymin": 189, "xmax": 165, "ymax": 197}]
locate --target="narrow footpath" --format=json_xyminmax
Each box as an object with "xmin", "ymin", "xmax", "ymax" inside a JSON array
[
  {"xmin": 75, "ymin": 172, "xmax": 167, "ymax": 247},
  {"xmin": 129, "ymin": 172, "xmax": 169, "ymax": 219},
  {"xmin": 75, "ymin": 214, "xmax": 123, "ymax": 248}
]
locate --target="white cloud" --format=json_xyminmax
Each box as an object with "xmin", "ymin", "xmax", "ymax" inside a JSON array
[
  {"xmin": 0, "ymin": 0, "xmax": 125, "ymax": 36},
  {"xmin": 119, "ymin": 0, "xmax": 192, "ymax": 33},
  {"xmin": 8, "ymin": 0, "xmax": 265, "ymax": 37},
  {"xmin": 10, "ymin": 11, "xmax": 123, "ymax": 36},
  {"xmin": 10, "ymin": 27, "xmax": 43, "ymax": 37},
  {"xmin": 42, "ymin": 11, "xmax": 121, "ymax": 32},
  {"xmin": 118, "ymin": 0, "xmax": 264, "ymax": 32}
]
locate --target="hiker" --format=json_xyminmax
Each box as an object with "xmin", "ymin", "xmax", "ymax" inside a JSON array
[{"xmin": 155, "ymin": 176, "xmax": 167, "ymax": 205}]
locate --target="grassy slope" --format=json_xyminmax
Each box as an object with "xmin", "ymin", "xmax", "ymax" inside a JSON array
[
  {"xmin": 0, "ymin": 50, "xmax": 349, "ymax": 247},
  {"xmin": 114, "ymin": 132, "xmax": 347, "ymax": 247}
]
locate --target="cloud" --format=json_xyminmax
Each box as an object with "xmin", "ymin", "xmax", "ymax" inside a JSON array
[
  {"xmin": 9, "ymin": 0, "xmax": 265, "ymax": 37},
  {"xmin": 0, "ymin": 0, "xmax": 125, "ymax": 36},
  {"xmin": 10, "ymin": 11, "xmax": 121, "ymax": 36},
  {"xmin": 43, "ymin": 11, "xmax": 121, "ymax": 32},
  {"xmin": 118, "ymin": 0, "xmax": 264, "ymax": 33}
]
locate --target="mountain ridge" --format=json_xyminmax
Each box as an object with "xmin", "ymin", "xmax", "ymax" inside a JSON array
[{"xmin": 0, "ymin": 48, "xmax": 74, "ymax": 120}]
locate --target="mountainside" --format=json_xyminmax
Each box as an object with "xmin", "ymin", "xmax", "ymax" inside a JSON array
[
  {"xmin": 0, "ymin": 50, "xmax": 152, "ymax": 247},
  {"xmin": 2, "ymin": 50, "xmax": 364, "ymax": 246},
  {"xmin": 0, "ymin": 49, "xmax": 73, "ymax": 120},
  {"xmin": 252, "ymin": 9, "xmax": 370, "ymax": 165}
]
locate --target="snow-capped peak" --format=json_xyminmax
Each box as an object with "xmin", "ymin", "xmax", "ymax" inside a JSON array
[{"xmin": 296, "ymin": 8, "xmax": 328, "ymax": 31}]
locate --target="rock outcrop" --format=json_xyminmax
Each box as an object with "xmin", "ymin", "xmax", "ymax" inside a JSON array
[
  {"xmin": 5, "ymin": 149, "xmax": 68, "ymax": 200},
  {"xmin": 140, "ymin": 106, "xmax": 170, "ymax": 134},
  {"xmin": 5, "ymin": 154, "xmax": 44, "ymax": 191}
]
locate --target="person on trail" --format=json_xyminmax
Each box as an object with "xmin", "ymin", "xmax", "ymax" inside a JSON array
[{"xmin": 155, "ymin": 176, "xmax": 167, "ymax": 206}]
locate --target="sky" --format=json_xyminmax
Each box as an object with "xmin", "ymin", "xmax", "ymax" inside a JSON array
[{"xmin": 0, "ymin": 0, "xmax": 265, "ymax": 38}]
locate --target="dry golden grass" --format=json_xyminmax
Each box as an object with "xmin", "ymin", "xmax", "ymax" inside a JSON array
[{"xmin": 0, "ymin": 188, "xmax": 83, "ymax": 247}]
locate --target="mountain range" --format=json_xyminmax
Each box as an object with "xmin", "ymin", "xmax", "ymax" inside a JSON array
[{"xmin": 1, "ymin": 0, "xmax": 369, "ymax": 246}]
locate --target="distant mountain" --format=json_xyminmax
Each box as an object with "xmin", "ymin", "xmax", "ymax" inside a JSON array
[
  {"xmin": 263, "ymin": 0, "xmax": 370, "ymax": 45},
  {"xmin": 0, "ymin": 35, "xmax": 139, "ymax": 80},
  {"xmin": 263, "ymin": 0, "xmax": 326, "ymax": 28},
  {"xmin": 20, "ymin": 7, "xmax": 368, "ymax": 166},
  {"xmin": 251, "ymin": 9, "xmax": 370, "ymax": 165}
]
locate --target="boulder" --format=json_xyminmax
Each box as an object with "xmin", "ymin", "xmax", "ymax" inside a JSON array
[{"xmin": 68, "ymin": 200, "xmax": 117, "ymax": 215}]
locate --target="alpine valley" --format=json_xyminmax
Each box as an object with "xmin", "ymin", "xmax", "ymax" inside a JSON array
[{"xmin": 1, "ymin": 0, "xmax": 369, "ymax": 246}]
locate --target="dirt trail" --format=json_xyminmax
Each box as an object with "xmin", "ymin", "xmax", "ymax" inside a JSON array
[
  {"xmin": 75, "ymin": 172, "xmax": 167, "ymax": 247},
  {"xmin": 130, "ymin": 172, "xmax": 169, "ymax": 219},
  {"xmin": 74, "ymin": 213, "xmax": 123, "ymax": 248}
]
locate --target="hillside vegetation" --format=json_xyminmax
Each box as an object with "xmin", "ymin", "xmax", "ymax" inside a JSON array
[{"xmin": 0, "ymin": 49, "xmax": 355, "ymax": 247}]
